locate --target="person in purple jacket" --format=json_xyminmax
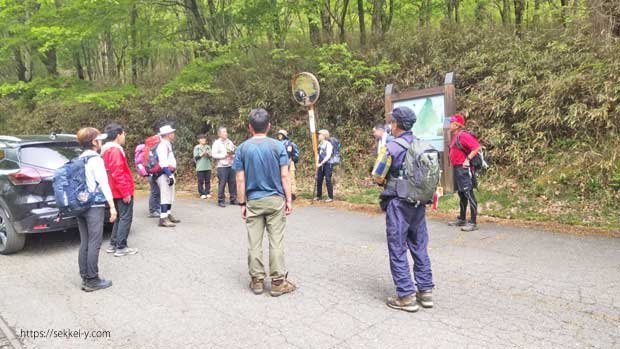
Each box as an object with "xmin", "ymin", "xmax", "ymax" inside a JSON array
[{"xmin": 372, "ymin": 106, "xmax": 435, "ymax": 313}]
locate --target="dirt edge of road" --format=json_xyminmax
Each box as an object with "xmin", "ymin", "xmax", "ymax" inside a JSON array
[{"xmin": 135, "ymin": 190, "xmax": 619, "ymax": 238}]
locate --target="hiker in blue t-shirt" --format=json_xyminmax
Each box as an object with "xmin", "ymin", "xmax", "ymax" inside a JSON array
[{"xmin": 232, "ymin": 108, "xmax": 296, "ymax": 297}]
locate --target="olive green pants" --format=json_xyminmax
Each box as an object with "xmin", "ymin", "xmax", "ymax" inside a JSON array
[{"xmin": 246, "ymin": 195, "xmax": 287, "ymax": 280}]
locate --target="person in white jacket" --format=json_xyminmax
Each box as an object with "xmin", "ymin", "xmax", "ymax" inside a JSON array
[
  {"xmin": 75, "ymin": 127, "xmax": 117, "ymax": 292},
  {"xmin": 156, "ymin": 125, "xmax": 181, "ymax": 227},
  {"xmin": 212, "ymin": 127, "xmax": 238, "ymax": 207}
]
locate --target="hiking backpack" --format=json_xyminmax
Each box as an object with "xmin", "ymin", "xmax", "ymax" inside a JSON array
[
  {"xmin": 328, "ymin": 137, "xmax": 342, "ymax": 165},
  {"xmin": 134, "ymin": 144, "xmax": 148, "ymax": 177},
  {"xmin": 284, "ymin": 140, "xmax": 300, "ymax": 163},
  {"xmin": 53, "ymin": 155, "xmax": 106, "ymax": 215},
  {"xmin": 143, "ymin": 135, "xmax": 162, "ymax": 175},
  {"xmin": 455, "ymin": 131, "xmax": 489, "ymax": 172},
  {"xmin": 391, "ymin": 137, "xmax": 441, "ymax": 205}
]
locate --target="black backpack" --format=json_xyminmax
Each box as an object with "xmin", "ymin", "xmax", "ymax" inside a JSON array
[{"xmin": 455, "ymin": 131, "xmax": 488, "ymax": 172}]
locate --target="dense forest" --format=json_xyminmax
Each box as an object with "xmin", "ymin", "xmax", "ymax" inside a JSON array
[{"xmin": 0, "ymin": 0, "xmax": 618, "ymax": 226}]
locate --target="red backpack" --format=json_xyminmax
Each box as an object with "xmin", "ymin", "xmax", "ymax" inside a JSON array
[{"xmin": 144, "ymin": 135, "xmax": 162, "ymax": 174}]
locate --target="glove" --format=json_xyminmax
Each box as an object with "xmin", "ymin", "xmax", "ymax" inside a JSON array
[{"xmin": 168, "ymin": 176, "xmax": 175, "ymax": 186}]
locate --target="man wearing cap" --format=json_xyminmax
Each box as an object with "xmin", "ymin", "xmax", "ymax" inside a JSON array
[
  {"xmin": 157, "ymin": 125, "xmax": 181, "ymax": 227},
  {"xmin": 372, "ymin": 106, "xmax": 435, "ymax": 313},
  {"xmin": 448, "ymin": 114, "xmax": 481, "ymax": 232},
  {"xmin": 276, "ymin": 130, "xmax": 299, "ymax": 200}
]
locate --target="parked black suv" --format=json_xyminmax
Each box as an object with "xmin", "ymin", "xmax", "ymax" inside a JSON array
[{"xmin": 0, "ymin": 134, "xmax": 86, "ymax": 254}]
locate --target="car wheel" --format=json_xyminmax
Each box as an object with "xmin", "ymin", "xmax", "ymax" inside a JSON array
[{"xmin": 0, "ymin": 209, "xmax": 26, "ymax": 255}]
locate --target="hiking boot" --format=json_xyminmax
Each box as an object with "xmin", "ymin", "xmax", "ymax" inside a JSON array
[
  {"xmin": 230, "ymin": 199, "xmax": 239, "ymax": 205},
  {"xmin": 158, "ymin": 218, "xmax": 176, "ymax": 228},
  {"xmin": 270, "ymin": 273, "xmax": 297, "ymax": 297},
  {"xmin": 249, "ymin": 277, "xmax": 264, "ymax": 295},
  {"xmin": 386, "ymin": 294, "xmax": 420, "ymax": 312},
  {"xmin": 218, "ymin": 202, "xmax": 226, "ymax": 208},
  {"xmin": 448, "ymin": 218, "xmax": 467, "ymax": 227},
  {"xmin": 114, "ymin": 247, "xmax": 139, "ymax": 257},
  {"xmin": 148, "ymin": 211, "xmax": 161, "ymax": 218},
  {"xmin": 81, "ymin": 277, "xmax": 113, "ymax": 292},
  {"xmin": 105, "ymin": 245, "xmax": 116, "ymax": 254},
  {"xmin": 461, "ymin": 223, "xmax": 479, "ymax": 232},
  {"xmin": 416, "ymin": 290, "xmax": 434, "ymax": 308},
  {"xmin": 168, "ymin": 214, "xmax": 181, "ymax": 223}
]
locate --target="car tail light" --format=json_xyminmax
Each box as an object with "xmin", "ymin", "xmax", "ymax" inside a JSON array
[
  {"xmin": 33, "ymin": 224, "xmax": 49, "ymax": 230},
  {"xmin": 8, "ymin": 167, "xmax": 47, "ymax": 186}
]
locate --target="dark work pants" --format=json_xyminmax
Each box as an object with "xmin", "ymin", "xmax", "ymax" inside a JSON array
[
  {"xmin": 385, "ymin": 198, "xmax": 434, "ymax": 297},
  {"xmin": 110, "ymin": 197, "xmax": 134, "ymax": 250},
  {"xmin": 217, "ymin": 167, "xmax": 237, "ymax": 203},
  {"xmin": 458, "ymin": 190, "xmax": 478, "ymax": 224},
  {"xmin": 197, "ymin": 170, "xmax": 212, "ymax": 196},
  {"xmin": 316, "ymin": 163, "xmax": 334, "ymax": 199},
  {"xmin": 77, "ymin": 206, "xmax": 105, "ymax": 280},
  {"xmin": 148, "ymin": 175, "xmax": 161, "ymax": 214},
  {"xmin": 454, "ymin": 167, "xmax": 478, "ymax": 224}
]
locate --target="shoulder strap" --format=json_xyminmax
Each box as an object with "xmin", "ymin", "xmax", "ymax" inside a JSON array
[
  {"xmin": 455, "ymin": 131, "xmax": 468, "ymax": 155},
  {"xmin": 393, "ymin": 138, "xmax": 410, "ymax": 150}
]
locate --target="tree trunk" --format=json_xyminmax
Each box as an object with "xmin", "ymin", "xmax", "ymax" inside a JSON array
[
  {"xmin": 13, "ymin": 48, "xmax": 28, "ymax": 82},
  {"xmin": 455, "ymin": 0, "xmax": 460, "ymax": 23},
  {"xmin": 130, "ymin": 3, "xmax": 138, "ymax": 85},
  {"xmin": 41, "ymin": 49, "xmax": 58, "ymax": 76},
  {"xmin": 309, "ymin": 15, "xmax": 321, "ymax": 46},
  {"xmin": 339, "ymin": 0, "xmax": 350, "ymax": 43},
  {"xmin": 74, "ymin": 52, "xmax": 85, "ymax": 80},
  {"xmin": 357, "ymin": 0, "xmax": 366, "ymax": 49},
  {"xmin": 534, "ymin": 0, "xmax": 541, "ymax": 23},
  {"xmin": 81, "ymin": 43, "xmax": 93, "ymax": 80},
  {"xmin": 371, "ymin": 0, "xmax": 383, "ymax": 41},
  {"xmin": 502, "ymin": 0, "xmax": 511, "ymax": 25},
  {"xmin": 104, "ymin": 31, "xmax": 116, "ymax": 77},
  {"xmin": 187, "ymin": 0, "xmax": 209, "ymax": 41},
  {"xmin": 321, "ymin": 1, "xmax": 333, "ymax": 44},
  {"xmin": 560, "ymin": 0, "xmax": 568, "ymax": 27},
  {"xmin": 514, "ymin": 0, "xmax": 524, "ymax": 35}
]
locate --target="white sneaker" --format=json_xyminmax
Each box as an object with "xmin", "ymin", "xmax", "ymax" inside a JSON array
[
  {"xmin": 325, "ymin": 198, "xmax": 334, "ymax": 203},
  {"xmin": 206, "ymin": 194, "xmax": 212, "ymax": 199},
  {"xmin": 200, "ymin": 195, "xmax": 207, "ymax": 199},
  {"xmin": 114, "ymin": 247, "xmax": 139, "ymax": 257}
]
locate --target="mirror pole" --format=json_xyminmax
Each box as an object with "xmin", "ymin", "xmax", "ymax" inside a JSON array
[{"xmin": 308, "ymin": 105, "xmax": 319, "ymax": 167}]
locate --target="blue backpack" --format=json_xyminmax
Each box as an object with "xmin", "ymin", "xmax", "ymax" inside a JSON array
[
  {"xmin": 328, "ymin": 137, "xmax": 342, "ymax": 165},
  {"xmin": 53, "ymin": 155, "xmax": 105, "ymax": 215},
  {"xmin": 284, "ymin": 139, "xmax": 300, "ymax": 163}
]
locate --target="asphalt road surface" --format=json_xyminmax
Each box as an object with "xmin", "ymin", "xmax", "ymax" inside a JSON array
[{"xmin": 0, "ymin": 197, "xmax": 618, "ymax": 348}]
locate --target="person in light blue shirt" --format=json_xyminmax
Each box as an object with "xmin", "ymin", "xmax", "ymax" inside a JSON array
[{"xmin": 232, "ymin": 108, "xmax": 296, "ymax": 297}]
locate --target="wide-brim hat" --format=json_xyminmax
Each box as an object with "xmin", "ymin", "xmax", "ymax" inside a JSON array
[
  {"xmin": 277, "ymin": 129, "xmax": 288, "ymax": 137},
  {"xmin": 159, "ymin": 125, "xmax": 176, "ymax": 135},
  {"xmin": 95, "ymin": 133, "xmax": 108, "ymax": 141}
]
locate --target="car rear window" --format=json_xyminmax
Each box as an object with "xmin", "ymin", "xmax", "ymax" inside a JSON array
[{"xmin": 19, "ymin": 143, "xmax": 82, "ymax": 170}]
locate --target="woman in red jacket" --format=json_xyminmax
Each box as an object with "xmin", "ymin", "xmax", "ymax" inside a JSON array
[{"xmin": 102, "ymin": 123, "xmax": 138, "ymax": 257}]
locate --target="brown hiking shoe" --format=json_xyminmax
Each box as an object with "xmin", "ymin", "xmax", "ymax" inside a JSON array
[
  {"xmin": 386, "ymin": 294, "xmax": 420, "ymax": 312},
  {"xmin": 158, "ymin": 218, "xmax": 176, "ymax": 228},
  {"xmin": 249, "ymin": 278, "xmax": 264, "ymax": 295},
  {"xmin": 167, "ymin": 214, "xmax": 181, "ymax": 223},
  {"xmin": 270, "ymin": 273, "xmax": 297, "ymax": 297}
]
